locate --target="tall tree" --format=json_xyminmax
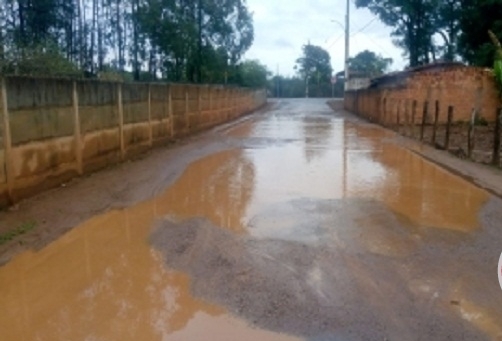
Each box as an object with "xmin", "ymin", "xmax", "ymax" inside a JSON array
[
  {"xmin": 0, "ymin": 0, "xmax": 257, "ymax": 81},
  {"xmin": 295, "ymin": 43, "xmax": 333, "ymax": 97},
  {"xmin": 355, "ymin": 0, "xmax": 438, "ymax": 67},
  {"xmin": 348, "ymin": 50, "xmax": 393, "ymax": 76},
  {"xmin": 458, "ymin": 0, "xmax": 502, "ymax": 67}
]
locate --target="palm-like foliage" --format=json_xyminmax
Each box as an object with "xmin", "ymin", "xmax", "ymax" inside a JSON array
[{"xmin": 489, "ymin": 30, "xmax": 502, "ymax": 95}]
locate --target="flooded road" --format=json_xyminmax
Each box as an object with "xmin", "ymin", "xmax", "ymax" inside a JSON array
[{"xmin": 1, "ymin": 99, "xmax": 502, "ymax": 340}]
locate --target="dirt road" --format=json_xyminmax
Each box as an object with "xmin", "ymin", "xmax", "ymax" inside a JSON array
[{"xmin": 1, "ymin": 99, "xmax": 502, "ymax": 340}]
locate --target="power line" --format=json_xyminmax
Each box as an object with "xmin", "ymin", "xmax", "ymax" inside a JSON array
[
  {"xmin": 350, "ymin": 17, "xmax": 377, "ymax": 37},
  {"xmin": 327, "ymin": 17, "xmax": 378, "ymax": 50}
]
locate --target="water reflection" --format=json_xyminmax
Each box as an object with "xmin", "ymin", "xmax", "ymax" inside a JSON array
[
  {"xmin": 0, "ymin": 150, "xmax": 276, "ymax": 341},
  {"xmin": 244, "ymin": 119, "xmax": 487, "ymax": 234},
  {"xmin": 302, "ymin": 115, "xmax": 334, "ymax": 163}
]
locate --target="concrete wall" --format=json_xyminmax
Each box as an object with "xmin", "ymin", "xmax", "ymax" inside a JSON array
[
  {"xmin": 0, "ymin": 77, "xmax": 267, "ymax": 206},
  {"xmin": 345, "ymin": 65, "xmax": 502, "ymax": 125}
]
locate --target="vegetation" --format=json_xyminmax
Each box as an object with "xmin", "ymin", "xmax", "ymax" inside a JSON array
[
  {"xmin": 348, "ymin": 50, "xmax": 393, "ymax": 77},
  {"xmin": 0, "ymin": 221, "xmax": 36, "ymax": 245},
  {"xmin": 293, "ymin": 44, "xmax": 334, "ymax": 97},
  {"xmin": 488, "ymin": 30, "xmax": 502, "ymax": 95},
  {"xmin": 269, "ymin": 74, "xmax": 344, "ymax": 98},
  {"xmin": 0, "ymin": 0, "xmax": 264, "ymax": 85},
  {"xmin": 355, "ymin": 0, "xmax": 502, "ymax": 68}
]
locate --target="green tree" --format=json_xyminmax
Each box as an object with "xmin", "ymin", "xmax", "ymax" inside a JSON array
[
  {"xmin": 436, "ymin": 0, "xmax": 461, "ymax": 62},
  {"xmin": 348, "ymin": 50, "xmax": 392, "ymax": 77},
  {"xmin": 355, "ymin": 0, "xmax": 437, "ymax": 67},
  {"xmin": 0, "ymin": 0, "xmax": 256, "ymax": 82},
  {"xmin": 295, "ymin": 43, "xmax": 332, "ymax": 97},
  {"xmin": 135, "ymin": 0, "xmax": 254, "ymax": 83},
  {"xmin": 236, "ymin": 59, "xmax": 269, "ymax": 88},
  {"xmin": 458, "ymin": 0, "xmax": 502, "ymax": 67}
]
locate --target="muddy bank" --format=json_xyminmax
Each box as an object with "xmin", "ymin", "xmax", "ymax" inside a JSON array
[{"xmin": 0, "ymin": 107, "xmax": 271, "ymax": 265}]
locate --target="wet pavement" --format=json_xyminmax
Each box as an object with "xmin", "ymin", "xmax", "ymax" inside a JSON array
[{"xmin": 1, "ymin": 99, "xmax": 502, "ymax": 340}]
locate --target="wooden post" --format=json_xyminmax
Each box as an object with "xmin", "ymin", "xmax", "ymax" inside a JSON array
[
  {"xmin": 117, "ymin": 83, "xmax": 125, "ymax": 160},
  {"xmin": 420, "ymin": 101, "xmax": 428, "ymax": 141},
  {"xmin": 147, "ymin": 84, "xmax": 153, "ymax": 146},
  {"xmin": 432, "ymin": 100, "xmax": 439, "ymax": 144},
  {"xmin": 493, "ymin": 107, "xmax": 501, "ymax": 166},
  {"xmin": 468, "ymin": 108, "xmax": 476, "ymax": 159},
  {"xmin": 72, "ymin": 81, "xmax": 83, "ymax": 175},
  {"xmin": 1, "ymin": 78, "xmax": 13, "ymax": 202},
  {"xmin": 445, "ymin": 106, "xmax": 453, "ymax": 151}
]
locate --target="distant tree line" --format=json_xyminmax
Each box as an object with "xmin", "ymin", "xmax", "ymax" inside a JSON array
[
  {"xmin": 0, "ymin": 0, "xmax": 268, "ymax": 87},
  {"xmin": 356, "ymin": 0, "xmax": 502, "ymax": 67}
]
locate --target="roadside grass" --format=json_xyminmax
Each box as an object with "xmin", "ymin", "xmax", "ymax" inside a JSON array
[{"xmin": 0, "ymin": 222, "xmax": 37, "ymax": 245}]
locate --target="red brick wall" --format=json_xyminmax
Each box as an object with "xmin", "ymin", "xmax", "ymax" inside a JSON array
[{"xmin": 345, "ymin": 66, "xmax": 502, "ymax": 124}]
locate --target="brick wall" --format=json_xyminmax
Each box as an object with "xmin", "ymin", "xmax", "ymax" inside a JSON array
[{"xmin": 345, "ymin": 65, "xmax": 502, "ymax": 125}]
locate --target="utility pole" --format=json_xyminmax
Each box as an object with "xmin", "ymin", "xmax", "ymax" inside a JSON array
[{"xmin": 344, "ymin": 0, "xmax": 350, "ymax": 91}]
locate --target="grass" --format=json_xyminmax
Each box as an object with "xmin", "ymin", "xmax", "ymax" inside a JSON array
[{"xmin": 0, "ymin": 221, "xmax": 37, "ymax": 245}]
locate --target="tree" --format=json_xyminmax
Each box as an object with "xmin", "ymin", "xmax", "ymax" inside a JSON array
[
  {"xmin": 236, "ymin": 60, "xmax": 269, "ymax": 88},
  {"xmin": 135, "ymin": 0, "xmax": 254, "ymax": 82},
  {"xmin": 458, "ymin": 0, "xmax": 502, "ymax": 67},
  {"xmin": 355, "ymin": 0, "xmax": 438, "ymax": 67},
  {"xmin": 436, "ymin": 0, "xmax": 461, "ymax": 62},
  {"xmin": 348, "ymin": 50, "xmax": 392, "ymax": 77},
  {"xmin": 295, "ymin": 43, "xmax": 333, "ymax": 97},
  {"xmin": 0, "ymin": 0, "xmax": 257, "ymax": 83}
]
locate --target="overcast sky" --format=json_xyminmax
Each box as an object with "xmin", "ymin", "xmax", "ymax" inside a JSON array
[{"xmin": 243, "ymin": 0, "xmax": 407, "ymax": 77}]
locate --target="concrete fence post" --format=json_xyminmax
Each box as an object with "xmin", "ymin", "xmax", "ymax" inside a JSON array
[
  {"xmin": 403, "ymin": 100, "xmax": 409, "ymax": 136},
  {"xmin": 209, "ymin": 87, "xmax": 213, "ymax": 116},
  {"xmin": 197, "ymin": 86, "xmax": 202, "ymax": 128},
  {"xmin": 493, "ymin": 107, "xmax": 501, "ymax": 166},
  {"xmin": 148, "ymin": 84, "xmax": 153, "ymax": 146},
  {"xmin": 432, "ymin": 100, "xmax": 439, "ymax": 145},
  {"xmin": 445, "ymin": 106, "xmax": 453, "ymax": 151},
  {"xmin": 185, "ymin": 89, "xmax": 189, "ymax": 132},
  {"xmin": 468, "ymin": 108, "xmax": 477, "ymax": 159},
  {"xmin": 1, "ymin": 78, "xmax": 13, "ymax": 202},
  {"xmin": 72, "ymin": 81, "xmax": 83, "ymax": 175},
  {"xmin": 168, "ymin": 85, "xmax": 174, "ymax": 138},
  {"xmin": 411, "ymin": 100, "xmax": 417, "ymax": 138},
  {"xmin": 225, "ymin": 88, "xmax": 229, "ymax": 120},
  {"xmin": 396, "ymin": 101, "xmax": 401, "ymax": 131},
  {"xmin": 420, "ymin": 101, "xmax": 428, "ymax": 141},
  {"xmin": 382, "ymin": 98, "xmax": 387, "ymax": 125},
  {"xmin": 117, "ymin": 83, "xmax": 125, "ymax": 160}
]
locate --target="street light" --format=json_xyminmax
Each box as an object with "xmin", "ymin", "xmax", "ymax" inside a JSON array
[
  {"xmin": 344, "ymin": 0, "xmax": 350, "ymax": 91},
  {"xmin": 330, "ymin": 1, "xmax": 350, "ymax": 91}
]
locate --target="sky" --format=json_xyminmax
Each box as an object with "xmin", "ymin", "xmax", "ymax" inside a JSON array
[{"xmin": 243, "ymin": 0, "xmax": 408, "ymax": 77}]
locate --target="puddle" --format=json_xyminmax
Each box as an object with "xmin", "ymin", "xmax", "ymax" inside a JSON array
[
  {"xmin": 0, "ymin": 150, "xmax": 298, "ymax": 341},
  {"xmin": 243, "ymin": 118, "xmax": 488, "ymax": 234},
  {"xmin": 0, "ymin": 99, "xmax": 494, "ymax": 340}
]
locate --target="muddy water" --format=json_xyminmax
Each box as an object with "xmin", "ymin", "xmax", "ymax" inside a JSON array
[{"xmin": 0, "ymin": 99, "xmax": 499, "ymax": 340}]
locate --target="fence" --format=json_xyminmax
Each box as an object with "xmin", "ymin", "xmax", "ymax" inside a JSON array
[
  {"xmin": 0, "ymin": 76, "xmax": 267, "ymax": 206},
  {"xmin": 344, "ymin": 64, "xmax": 502, "ymax": 167}
]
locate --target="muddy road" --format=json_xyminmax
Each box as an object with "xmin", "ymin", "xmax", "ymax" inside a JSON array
[{"xmin": 1, "ymin": 99, "xmax": 502, "ymax": 340}]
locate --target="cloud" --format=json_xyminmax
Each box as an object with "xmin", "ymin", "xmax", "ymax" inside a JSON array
[{"xmin": 245, "ymin": 0, "xmax": 406, "ymax": 76}]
